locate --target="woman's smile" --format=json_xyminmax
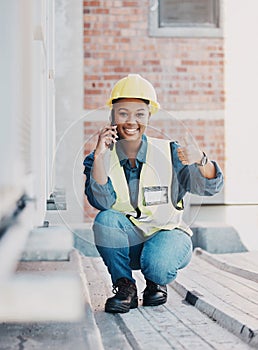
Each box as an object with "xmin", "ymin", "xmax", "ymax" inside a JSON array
[{"xmin": 123, "ymin": 127, "xmax": 139, "ymax": 135}]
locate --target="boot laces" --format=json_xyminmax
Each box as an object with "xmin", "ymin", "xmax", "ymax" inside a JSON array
[{"xmin": 112, "ymin": 279, "xmax": 135, "ymax": 297}]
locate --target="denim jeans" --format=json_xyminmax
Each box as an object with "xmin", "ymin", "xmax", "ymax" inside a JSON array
[{"xmin": 93, "ymin": 209, "xmax": 193, "ymax": 286}]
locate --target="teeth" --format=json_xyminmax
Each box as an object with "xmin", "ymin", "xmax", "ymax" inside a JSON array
[{"xmin": 125, "ymin": 128, "xmax": 137, "ymax": 134}]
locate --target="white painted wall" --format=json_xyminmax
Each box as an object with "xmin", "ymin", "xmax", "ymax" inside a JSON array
[
  {"xmin": 224, "ymin": 1, "xmax": 258, "ymax": 204},
  {"xmin": 53, "ymin": 0, "xmax": 85, "ymax": 225},
  {"xmin": 0, "ymin": 1, "xmax": 27, "ymax": 210},
  {"xmin": 0, "ymin": 0, "xmax": 54, "ymax": 227},
  {"xmin": 225, "ymin": 1, "xmax": 258, "ymax": 249}
]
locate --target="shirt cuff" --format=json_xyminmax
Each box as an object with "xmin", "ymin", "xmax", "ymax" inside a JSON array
[
  {"xmin": 89, "ymin": 176, "xmax": 116, "ymax": 209},
  {"xmin": 90, "ymin": 177, "xmax": 111, "ymax": 194}
]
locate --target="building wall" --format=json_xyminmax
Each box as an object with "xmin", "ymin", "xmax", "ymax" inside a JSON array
[
  {"xmin": 53, "ymin": 0, "xmax": 85, "ymax": 225},
  {"xmin": 222, "ymin": 0, "xmax": 258, "ymax": 249},
  {"xmin": 82, "ymin": 0, "xmax": 225, "ymax": 222},
  {"xmin": 83, "ymin": 1, "xmax": 224, "ymax": 111},
  {"xmin": 0, "ymin": 0, "xmax": 55, "ymax": 227},
  {"xmin": 224, "ymin": 0, "xmax": 258, "ymax": 204}
]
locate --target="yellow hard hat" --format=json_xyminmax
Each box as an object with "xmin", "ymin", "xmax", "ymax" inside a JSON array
[{"xmin": 106, "ymin": 74, "xmax": 160, "ymax": 114}]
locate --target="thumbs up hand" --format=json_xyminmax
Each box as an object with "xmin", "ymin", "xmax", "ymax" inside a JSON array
[{"xmin": 177, "ymin": 133, "xmax": 203, "ymax": 166}]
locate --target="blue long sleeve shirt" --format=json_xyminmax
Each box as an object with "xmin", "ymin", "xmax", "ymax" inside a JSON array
[{"xmin": 83, "ymin": 134, "xmax": 224, "ymax": 211}]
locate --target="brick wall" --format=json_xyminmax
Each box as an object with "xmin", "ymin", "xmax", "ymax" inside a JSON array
[
  {"xmin": 83, "ymin": 0, "xmax": 224, "ymax": 111},
  {"xmin": 83, "ymin": 0, "xmax": 225, "ymax": 222}
]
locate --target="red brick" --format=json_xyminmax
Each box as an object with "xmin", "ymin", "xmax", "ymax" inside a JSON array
[
  {"xmin": 104, "ymin": 60, "xmax": 121, "ymax": 66},
  {"xmin": 181, "ymin": 60, "xmax": 200, "ymax": 66},
  {"xmin": 83, "ymin": 1, "xmax": 100, "ymax": 6},
  {"xmin": 176, "ymin": 67, "xmax": 187, "ymax": 73},
  {"xmin": 103, "ymin": 75, "xmax": 123, "ymax": 80},
  {"xmin": 114, "ymin": 67, "xmax": 131, "ymax": 73},
  {"xmin": 93, "ymin": 8, "xmax": 109, "ymax": 14},
  {"xmin": 84, "ymin": 29, "xmax": 101, "ymax": 36},
  {"xmin": 92, "ymin": 52, "xmax": 111, "ymax": 59},
  {"xmin": 102, "ymin": 30, "xmax": 121, "ymax": 36},
  {"xmin": 114, "ymin": 37, "xmax": 131, "ymax": 43},
  {"xmin": 84, "ymin": 75, "xmax": 101, "ymax": 80},
  {"xmin": 84, "ymin": 89, "xmax": 102, "ymax": 95},
  {"xmin": 143, "ymin": 60, "xmax": 160, "ymax": 66},
  {"xmin": 122, "ymin": 1, "xmax": 138, "ymax": 6},
  {"xmin": 116, "ymin": 22, "xmax": 131, "ymax": 29},
  {"xmin": 210, "ymin": 52, "xmax": 224, "ymax": 58}
]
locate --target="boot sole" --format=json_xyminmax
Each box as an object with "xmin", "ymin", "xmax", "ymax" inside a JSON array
[
  {"xmin": 142, "ymin": 297, "xmax": 167, "ymax": 307},
  {"xmin": 105, "ymin": 297, "xmax": 138, "ymax": 313}
]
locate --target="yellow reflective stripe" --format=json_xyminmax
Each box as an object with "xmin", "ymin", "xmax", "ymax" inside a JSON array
[
  {"xmin": 110, "ymin": 147, "xmax": 135, "ymax": 213},
  {"xmin": 176, "ymin": 199, "xmax": 184, "ymax": 210}
]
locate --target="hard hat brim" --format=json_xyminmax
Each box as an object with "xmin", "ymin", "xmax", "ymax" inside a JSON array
[{"xmin": 107, "ymin": 97, "xmax": 160, "ymax": 114}]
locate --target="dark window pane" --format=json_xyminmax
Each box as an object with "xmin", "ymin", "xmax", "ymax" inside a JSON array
[{"xmin": 159, "ymin": 0, "xmax": 219, "ymax": 28}]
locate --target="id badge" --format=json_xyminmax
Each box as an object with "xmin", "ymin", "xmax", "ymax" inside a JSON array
[{"xmin": 143, "ymin": 186, "xmax": 168, "ymax": 206}]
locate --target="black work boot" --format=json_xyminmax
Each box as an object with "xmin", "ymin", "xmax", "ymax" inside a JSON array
[
  {"xmin": 142, "ymin": 279, "xmax": 167, "ymax": 306},
  {"xmin": 105, "ymin": 277, "xmax": 138, "ymax": 313}
]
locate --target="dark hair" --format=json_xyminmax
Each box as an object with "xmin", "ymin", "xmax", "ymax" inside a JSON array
[{"xmin": 112, "ymin": 98, "xmax": 150, "ymax": 105}]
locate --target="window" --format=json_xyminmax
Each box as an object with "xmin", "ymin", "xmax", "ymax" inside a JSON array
[{"xmin": 149, "ymin": 0, "xmax": 223, "ymax": 37}]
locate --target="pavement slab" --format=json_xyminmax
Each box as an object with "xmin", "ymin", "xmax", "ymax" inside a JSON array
[
  {"xmin": 173, "ymin": 251, "xmax": 258, "ymax": 348},
  {"xmin": 82, "ymin": 254, "xmax": 253, "ymax": 349}
]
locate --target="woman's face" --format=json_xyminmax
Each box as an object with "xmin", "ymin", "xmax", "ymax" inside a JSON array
[{"xmin": 113, "ymin": 98, "xmax": 151, "ymax": 142}]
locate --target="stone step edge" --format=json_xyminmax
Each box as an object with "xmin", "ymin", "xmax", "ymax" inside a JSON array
[
  {"xmin": 74, "ymin": 251, "xmax": 105, "ymax": 350},
  {"xmin": 172, "ymin": 279, "xmax": 258, "ymax": 348},
  {"xmin": 194, "ymin": 248, "xmax": 258, "ymax": 283}
]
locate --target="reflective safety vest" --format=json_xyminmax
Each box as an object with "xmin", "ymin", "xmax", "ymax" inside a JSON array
[{"xmin": 109, "ymin": 136, "xmax": 192, "ymax": 237}]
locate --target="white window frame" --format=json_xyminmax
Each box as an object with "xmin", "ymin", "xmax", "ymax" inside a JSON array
[{"xmin": 149, "ymin": 0, "xmax": 224, "ymax": 38}]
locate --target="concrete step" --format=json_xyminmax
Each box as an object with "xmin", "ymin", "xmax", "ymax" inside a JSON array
[
  {"xmin": 191, "ymin": 224, "xmax": 248, "ymax": 253},
  {"xmin": 173, "ymin": 250, "xmax": 258, "ymax": 348},
  {"xmin": 0, "ymin": 250, "xmax": 84, "ymax": 323},
  {"xmin": 21, "ymin": 225, "xmax": 74, "ymax": 261},
  {"xmin": 194, "ymin": 248, "xmax": 258, "ymax": 283},
  {"xmin": 81, "ymin": 254, "xmax": 253, "ymax": 349},
  {"xmin": 0, "ymin": 250, "xmax": 104, "ymax": 349}
]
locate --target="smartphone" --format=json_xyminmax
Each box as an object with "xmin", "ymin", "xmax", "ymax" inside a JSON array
[{"xmin": 109, "ymin": 109, "xmax": 116, "ymax": 150}]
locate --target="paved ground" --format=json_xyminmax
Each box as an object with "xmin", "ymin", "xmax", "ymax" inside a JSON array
[
  {"xmin": 1, "ymin": 248, "xmax": 257, "ymax": 349},
  {"xmin": 82, "ymin": 253, "xmax": 257, "ymax": 349},
  {"xmin": 174, "ymin": 250, "xmax": 258, "ymax": 343}
]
